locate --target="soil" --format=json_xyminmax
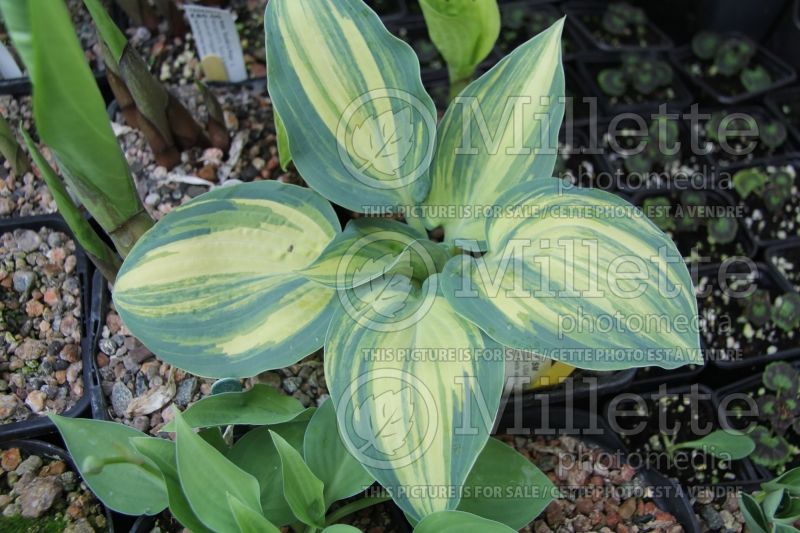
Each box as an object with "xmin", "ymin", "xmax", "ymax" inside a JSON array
[
  {"xmin": 769, "ymin": 244, "xmax": 800, "ymax": 292},
  {"xmin": 774, "ymin": 92, "xmax": 800, "ymax": 137},
  {"xmin": 0, "ymin": 96, "xmax": 58, "ymax": 218},
  {"xmin": 113, "ymin": 82, "xmax": 302, "ymax": 220},
  {"xmin": 730, "ymin": 161, "xmax": 800, "ymax": 244},
  {"xmin": 575, "ymin": 11, "xmax": 666, "ymax": 49},
  {"xmin": 612, "ymin": 391, "xmax": 752, "ymax": 531},
  {"xmin": 96, "ymin": 301, "xmax": 328, "ymax": 434},
  {"xmin": 0, "ymin": 446, "xmax": 107, "ymax": 532},
  {"xmin": 691, "ymin": 109, "xmax": 796, "ymax": 169},
  {"xmin": 0, "ymin": 227, "xmax": 84, "ymax": 424},
  {"xmin": 556, "ymin": 139, "xmax": 616, "ymax": 193},
  {"xmin": 602, "ymin": 119, "xmax": 709, "ymax": 192},
  {"xmin": 498, "ymin": 5, "xmax": 582, "ymax": 59},
  {"xmin": 637, "ymin": 190, "xmax": 753, "ymax": 265},
  {"xmin": 696, "ymin": 268, "xmax": 798, "ymax": 363},
  {"xmin": 503, "ymin": 433, "xmax": 684, "ymax": 533},
  {"xmin": 129, "ymin": 0, "xmax": 267, "ymax": 86}
]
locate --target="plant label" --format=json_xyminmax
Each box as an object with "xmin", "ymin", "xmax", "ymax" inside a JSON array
[
  {"xmin": 182, "ymin": 5, "xmax": 247, "ymax": 82},
  {"xmin": 0, "ymin": 42, "xmax": 22, "ymax": 80}
]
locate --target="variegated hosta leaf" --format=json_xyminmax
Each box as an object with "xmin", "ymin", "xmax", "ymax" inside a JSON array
[
  {"xmin": 114, "ymin": 181, "xmax": 341, "ymax": 378},
  {"xmin": 325, "ymin": 274, "xmax": 505, "ymax": 521},
  {"xmin": 301, "ymin": 218, "xmax": 450, "ymax": 289},
  {"xmin": 422, "ymin": 19, "xmax": 565, "ymax": 247},
  {"xmin": 266, "ymin": 0, "xmax": 437, "ymax": 213},
  {"xmin": 441, "ymin": 179, "xmax": 702, "ymax": 371}
]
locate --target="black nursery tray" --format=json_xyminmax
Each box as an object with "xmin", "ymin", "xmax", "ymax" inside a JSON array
[
  {"xmin": 765, "ymin": 86, "xmax": 800, "ymax": 146},
  {"xmin": 578, "ymin": 53, "xmax": 694, "ymax": 115},
  {"xmin": 494, "ymin": 407, "xmax": 700, "ymax": 533},
  {"xmin": 765, "ymin": 238, "xmax": 800, "ymax": 293},
  {"xmin": 365, "ymin": 0, "xmax": 408, "ymax": 22},
  {"xmin": 564, "ymin": 2, "xmax": 674, "ymax": 53},
  {"xmin": 497, "ymin": 2, "xmax": 590, "ymax": 62},
  {"xmin": 671, "ymin": 36, "xmax": 797, "ymax": 105},
  {"xmin": 0, "ymin": 215, "xmax": 95, "ymax": 441},
  {"xmin": 696, "ymin": 263, "xmax": 800, "ymax": 372}
]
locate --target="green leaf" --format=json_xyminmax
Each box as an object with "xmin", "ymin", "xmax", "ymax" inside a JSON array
[
  {"xmin": 228, "ymin": 412, "xmax": 314, "ymax": 526},
  {"xmin": 325, "ymin": 277, "xmax": 505, "ymax": 521},
  {"xmin": 265, "ymin": 0, "xmax": 436, "ymax": 212},
  {"xmin": 160, "ymin": 385, "xmax": 305, "ymax": 431},
  {"xmin": 275, "ymin": 111, "xmax": 292, "ymax": 170},
  {"xmin": 174, "ymin": 410, "xmax": 262, "ymax": 532},
  {"xmin": 762, "ymin": 488, "xmax": 786, "ymax": 520},
  {"xmin": 20, "ymin": 129, "xmax": 121, "ymax": 279},
  {"xmin": 0, "ymin": 113, "xmax": 29, "ymax": 176},
  {"xmin": 130, "ymin": 437, "xmax": 213, "ymax": 533},
  {"xmin": 323, "ymin": 526, "xmax": 362, "ymax": 533},
  {"xmin": 113, "ymin": 181, "xmax": 341, "ymax": 378},
  {"xmin": 441, "ymin": 179, "xmax": 702, "ymax": 371},
  {"xmin": 739, "ymin": 492, "xmax": 769, "ymax": 533},
  {"xmin": 271, "ymin": 430, "xmax": 327, "ymax": 529},
  {"xmin": 457, "ymin": 438, "xmax": 554, "ymax": 529},
  {"xmin": 83, "ymin": 0, "xmax": 127, "ymax": 61},
  {"xmin": 0, "ymin": 0, "xmax": 144, "ymax": 235},
  {"xmin": 765, "ymin": 467, "xmax": 800, "ymax": 495},
  {"xmin": 419, "ymin": 0, "xmax": 500, "ymax": 84},
  {"xmin": 227, "ymin": 494, "xmax": 281, "ymax": 533},
  {"xmin": 421, "ymin": 18, "xmax": 564, "ymax": 246},
  {"xmin": 49, "ymin": 415, "xmax": 167, "ymax": 516},
  {"xmin": 415, "ymin": 510, "xmax": 516, "ymax": 532},
  {"xmin": 303, "ymin": 398, "xmax": 375, "ymax": 506},
  {"xmin": 671, "ymin": 430, "xmax": 755, "ymax": 460}
]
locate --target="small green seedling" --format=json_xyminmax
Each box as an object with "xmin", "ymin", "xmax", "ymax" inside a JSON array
[
  {"xmin": 742, "ymin": 289, "xmax": 773, "ymax": 327},
  {"xmin": 664, "ymin": 429, "xmax": 755, "ymax": 461},
  {"xmin": 773, "ymin": 294, "xmax": 800, "ymax": 333},
  {"xmin": 642, "ymin": 196, "xmax": 675, "ymax": 232},
  {"xmin": 733, "ymin": 168, "xmax": 768, "ymax": 199},
  {"xmin": 691, "ymin": 31, "xmax": 722, "ymax": 60},
  {"xmin": 707, "ymin": 215, "xmax": 739, "ymax": 245},
  {"xmin": 748, "ymin": 363, "xmax": 800, "ymax": 471},
  {"xmin": 601, "ymin": 2, "xmax": 647, "ymax": 37},
  {"xmin": 598, "ymin": 54, "xmax": 673, "ymax": 97}
]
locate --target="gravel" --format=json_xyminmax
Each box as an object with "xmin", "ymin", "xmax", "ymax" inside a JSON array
[
  {"xmin": 0, "ymin": 227, "xmax": 84, "ymax": 424},
  {"xmin": 504, "ymin": 434, "xmax": 684, "ymax": 533},
  {"xmin": 96, "ymin": 300, "xmax": 328, "ymax": 434},
  {"xmin": 114, "ymin": 82, "xmax": 303, "ymax": 221},
  {"xmin": 0, "ymin": 96, "xmax": 58, "ymax": 218},
  {"xmin": 0, "ymin": 446, "xmax": 107, "ymax": 531}
]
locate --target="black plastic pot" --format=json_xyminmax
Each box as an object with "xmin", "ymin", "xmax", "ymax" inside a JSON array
[
  {"xmin": 366, "ymin": 0, "xmax": 409, "ymax": 23},
  {"xmin": 0, "ymin": 439, "xmax": 115, "ymax": 531},
  {"xmin": 494, "ymin": 407, "xmax": 700, "ymax": 532},
  {"xmin": 631, "ymin": 187, "xmax": 758, "ymax": 264},
  {"xmin": 578, "ymin": 53, "xmax": 694, "ymax": 116},
  {"xmin": 765, "ymin": 86, "xmax": 800, "ymax": 145},
  {"xmin": 670, "ymin": 35, "xmax": 797, "ymax": 105},
  {"xmin": 696, "ymin": 263, "xmax": 800, "ymax": 372},
  {"xmin": 564, "ymin": 63, "xmax": 600, "ymax": 129},
  {"xmin": 88, "ymin": 270, "xmax": 110, "ymax": 423},
  {"xmin": 716, "ymin": 155, "xmax": 800, "ymax": 250},
  {"xmin": 628, "ymin": 357, "xmax": 706, "ymax": 393},
  {"xmin": 0, "ymin": 215, "xmax": 97, "ymax": 441},
  {"xmin": 765, "ymin": 238, "xmax": 800, "ymax": 293},
  {"xmin": 564, "ymin": 1, "xmax": 674, "ymax": 53},
  {"xmin": 604, "ymin": 384, "xmax": 761, "ymax": 485}
]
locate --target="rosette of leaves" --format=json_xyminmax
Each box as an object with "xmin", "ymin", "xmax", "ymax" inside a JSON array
[
  {"xmin": 597, "ymin": 55, "xmax": 672, "ymax": 97},
  {"xmin": 773, "ymin": 293, "xmax": 800, "ymax": 332},
  {"xmin": 714, "ymin": 36, "xmax": 757, "ymax": 77},
  {"xmin": 749, "ymin": 363, "xmax": 800, "ymax": 470},
  {"xmin": 621, "ymin": 117, "xmax": 680, "ymax": 177},
  {"xmin": 707, "ymin": 215, "xmax": 739, "ymax": 245},
  {"xmin": 742, "ymin": 289, "xmax": 773, "ymax": 327},
  {"xmin": 601, "ymin": 2, "xmax": 647, "ymax": 37},
  {"xmin": 691, "ymin": 31, "xmax": 722, "ymax": 60},
  {"xmin": 108, "ymin": 0, "xmax": 702, "ymax": 524},
  {"xmin": 732, "ymin": 165, "xmax": 793, "ymax": 213},
  {"xmin": 733, "ymin": 168, "xmax": 768, "ymax": 199},
  {"xmin": 675, "ymin": 190, "xmax": 704, "ymax": 232},
  {"xmin": 741, "ymin": 467, "xmax": 800, "ymax": 533},
  {"xmin": 641, "ymin": 196, "xmax": 675, "ymax": 232},
  {"xmin": 741, "ymin": 65, "xmax": 774, "ymax": 93},
  {"xmin": 759, "ymin": 118, "xmax": 789, "ymax": 150}
]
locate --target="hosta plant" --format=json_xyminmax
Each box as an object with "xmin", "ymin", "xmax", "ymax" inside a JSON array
[
  {"xmin": 747, "ymin": 363, "xmax": 800, "ymax": 472},
  {"xmin": 663, "ymin": 429, "xmax": 754, "ymax": 461},
  {"xmin": 740, "ymin": 467, "xmax": 800, "ymax": 533},
  {"xmin": 103, "ymin": 0, "xmax": 700, "ymax": 526},
  {"xmin": 54, "ymin": 387, "xmax": 548, "ymax": 532},
  {"xmin": 598, "ymin": 54, "xmax": 673, "ymax": 97}
]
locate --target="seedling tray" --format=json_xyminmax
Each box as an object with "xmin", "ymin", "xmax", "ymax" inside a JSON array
[
  {"xmin": 765, "ymin": 86, "xmax": 800, "ymax": 146},
  {"xmin": 671, "ymin": 35, "xmax": 797, "ymax": 105},
  {"xmin": 564, "ymin": 1, "xmax": 674, "ymax": 53},
  {"xmin": 497, "ymin": 2, "xmax": 590, "ymax": 62},
  {"xmin": 0, "ymin": 215, "xmax": 95, "ymax": 441}
]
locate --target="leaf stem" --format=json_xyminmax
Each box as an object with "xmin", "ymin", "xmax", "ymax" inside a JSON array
[{"xmin": 324, "ymin": 495, "xmax": 392, "ymax": 526}]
